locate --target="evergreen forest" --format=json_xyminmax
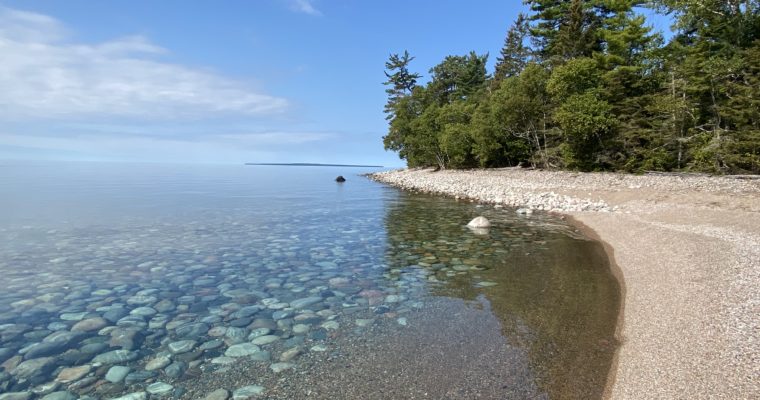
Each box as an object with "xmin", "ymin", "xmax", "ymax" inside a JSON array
[{"xmin": 382, "ymin": 1, "xmax": 760, "ymax": 173}]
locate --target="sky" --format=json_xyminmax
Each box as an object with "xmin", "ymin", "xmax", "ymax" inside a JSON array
[{"xmin": 0, "ymin": 1, "xmax": 673, "ymax": 166}]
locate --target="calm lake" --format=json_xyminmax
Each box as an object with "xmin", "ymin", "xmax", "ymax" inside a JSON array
[{"xmin": 0, "ymin": 162, "xmax": 619, "ymax": 399}]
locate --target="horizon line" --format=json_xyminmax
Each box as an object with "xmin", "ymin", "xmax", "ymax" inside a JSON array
[{"xmin": 245, "ymin": 162, "xmax": 384, "ymax": 168}]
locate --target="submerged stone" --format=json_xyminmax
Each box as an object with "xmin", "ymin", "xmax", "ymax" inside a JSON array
[
  {"xmin": 232, "ymin": 385, "xmax": 265, "ymax": 399},
  {"xmin": 11, "ymin": 357, "xmax": 56, "ymax": 380},
  {"xmin": 71, "ymin": 317, "xmax": 108, "ymax": 332},
  {"xmin": 168, "ymin": 340, "xmax": 196, "ymax": 354},
  {"xmin": 105, "ymin": 366, "xmax": 130, "ymax": 383},
  {"xmin": 225, "ymin": 343, "xmax": 261, "ymax": 358},
  {"xmin": 39, "ymin": 392, "xmax": 76, "ymax": 400},
  {"xmin": 289, "ymin": 297, "xmax": 321, "ymax": 309},
  {"xmin": 92, "ymin": 350, "xmax": 137, "ymax": 364},
  {"xmin": 203, "ymin": 389, "xmax": 230, "ymax": 400},
  {"xmin": 269, "ymin": 362, "xmax": 294, "ymax": 373},
  {"xmin": 251, "ymin": 335, "xmax": 279, "ymax": 346},
  {"xmin": 110, "ymin": 393, "xmax": 147, "ymax": 400},
  {"xmin": 146, "ymin": 382, "xmax": 173, "ymax": 396},
  {"xmin": 55, "ymin": 365, "xmax": 91, "ymax": 383},
  {"xmin": 0, "ymin": 393, "xmax": 32, "ymax": 400},
  {"xmin": 164, "ymin": 361, "xmax": 187, "ymax": 379},
  {"xmin": 144, "ymin": 355, "xmax": 172, "ymax": 371}
]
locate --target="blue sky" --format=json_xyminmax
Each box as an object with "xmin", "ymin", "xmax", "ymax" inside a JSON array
[{"xmin": 0, "ymin": 1, "xmax": 672, "ymax": 166}]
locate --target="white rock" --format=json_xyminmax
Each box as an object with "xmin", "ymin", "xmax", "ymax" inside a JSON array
[{"xmin": 466, "ymin": 216, "xmax": 491, "ymax": 228}]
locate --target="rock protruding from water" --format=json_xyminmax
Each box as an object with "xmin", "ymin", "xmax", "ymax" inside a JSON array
[
  {"xmin": 466, "ymin": 216, "xmax": 491, "ymax": 235},
  {"xmin": 335, "ymin": 176, "xmax": 346, "ymax": 182},
  {"xmin": 467, "ymin": 216, "xmax": 491, "ymax": 228}
]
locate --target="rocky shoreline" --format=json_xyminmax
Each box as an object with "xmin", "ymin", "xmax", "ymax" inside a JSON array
[{"xmin": 368, "ymin": 167, "xmax": 760, "ymax": 399}]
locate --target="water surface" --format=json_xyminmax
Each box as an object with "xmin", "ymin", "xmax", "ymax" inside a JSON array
[{"xmin": 0, "ymin": 162, "xmax": 619, "ymax": 399}]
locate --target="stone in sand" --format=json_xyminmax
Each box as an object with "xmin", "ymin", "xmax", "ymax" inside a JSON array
[
  {"xmin": 111, "ymin": 393, "xmax": 147, "ymax": 400},
  {"xmin": 11, "ymin": 357, "xmax": 56, "ymax": 380},
  {"xmin": 168, "ymin": 340, "xmax": 196, "ymax": 354},
  {"xmin": 251, "ymin": 335, "xmax": 279, "ymax": 346},
  {"xmin": 55, "ymin": 365, "xmax": 91, "ymax": 383},
  {"xmin": 0, "ymin": 393, "xmax": 32, "ymax": 400},
  {"xmin": 203, "ymin": 389, "xmax": 230, "ymax": 400},
  {"xmin": 145, "ymin": 355, "xmax": 172, "ymax": 371},
  {"xmin": 225, "ymin": 343, "xmax": 261, "ymax": 358},
  {"xmin": 93, "ymin": 349, "xmax": 138, "ymax": 364},
  {"xmin": 279, "ymin": 347, "xmax": 301, "ymax": 362},
  {"xmin": 40, "ymin": 392, "xmax": 76, "ymax": 400},
  {"xmin": 289, "ymin": 296, "xmax": 321, "ymax": 309},
  {"xmin": 146, "ymin": 382, "xmax": 173, "ymax": 396},
  {"xmin": 105, "ymin": 366, "xmax": 131, "ymax": 383},
  {"xmin": 269, "ymin": 362, "xmax": 294, "ymax": 373},
  {"xmin": 232, "ymin": 385, "xmax": 265, "ymax": 399},
  {"xmin": 71, "ymin": 317, "xmax": 108, "ymax": 332}
]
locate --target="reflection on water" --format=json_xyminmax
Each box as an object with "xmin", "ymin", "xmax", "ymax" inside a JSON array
[
  {"xmin": 0, "ymin": 162, "xmax": 618, "ymax": 399},
  {"xmin": 383, "ymin": 194, "xmax": 620, "ymax": 399}
]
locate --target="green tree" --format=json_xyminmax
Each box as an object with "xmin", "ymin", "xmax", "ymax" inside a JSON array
[
  {"xmin": 483, "ymin": 63, "xmax": 553, "ymax": 167},
  {"xmin": 383, "ymin": 51, "xmax": 421, "ymax": 118},
  {"xmin": 554, "ymin": 93, "xmax": 617, "ymax": 170},
  {"xmin": 428, "ymin": 51, "xmax": 489, "ymax": 105},
  {"xmin": 494, "ymin": 13, "xmax": 531, "ymax": 82},
  {"xmin": 547, "ymin": 58, "xmax": 617, "ymax": 169},
  {"xmin": 382, "ymin": 51, "xmax": 423, "ymax": 165},
  {"xmin": 437, "ymin": 100, "xmax": 479, "ymax": 168},
  {"xmin": 654, "ymin": 0, "xmax": 760, "ymax": 172},
  {"xmin": 380, "ymin": 1, "xmax": 759, "ymax": 174},
  {"xmin": 546, "ymin": 57, "xmax": 601, "ymax": 99},
  {"xmin": 527, "ymin": 0, "xmax": 601, "ymax": 62},
  {"xmin": 596, "ymin": 2, "xmax": 664, "ymax": 170}
]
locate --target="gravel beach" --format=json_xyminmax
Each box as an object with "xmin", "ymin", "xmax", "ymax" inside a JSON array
[{"xmin": 369, "ymin": 168, "xmax": 760, "ymax": 399}]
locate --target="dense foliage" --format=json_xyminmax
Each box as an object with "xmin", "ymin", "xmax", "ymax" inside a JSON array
[{"xmin": 383, "ymin": 1, "xmax": 760, "ymax": 173}]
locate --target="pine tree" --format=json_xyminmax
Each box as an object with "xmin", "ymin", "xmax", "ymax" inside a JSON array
[
  {"xmin": 526, "ymin": 0, "xmax": 601, "ymax": 62},
  {"xmin": 383, "ymin": 51, "xmax": 421, "ymax": 119},
  {"xmin": 655, "ymin": 0, "xmax": 760, "ymax": 172},
  {"xmin": 494, "ymin": 13, "xmax": 531, "ymax": 82},
  {"xmin": 382, "ymin": 51, "xmax": 422, "ymax": 163},
  {"xmin": 553, "ymin": 0, "xmax": 600, "ymax": 60}
]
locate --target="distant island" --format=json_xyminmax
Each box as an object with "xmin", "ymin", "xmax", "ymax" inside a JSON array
[{"xmin": 245, "ymin": 163, "xmax": 383, "ymax": 168}]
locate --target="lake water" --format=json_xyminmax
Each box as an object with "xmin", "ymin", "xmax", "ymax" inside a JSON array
[{"xmin": 0, "ymin": 162, "xmax": 619, "ymax": 400}]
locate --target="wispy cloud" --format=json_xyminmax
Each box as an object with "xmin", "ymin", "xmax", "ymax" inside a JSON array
[
  {"xmin": 0, "ymin": 130, "xmax": 338, "ymax": 163},
  {"xmin": 288, "ymin": 0, "xmax": 322, "ymax": 16},
  {"xmin": 0, "ymin": 6, "xmax": 288, "ymax": 120}
]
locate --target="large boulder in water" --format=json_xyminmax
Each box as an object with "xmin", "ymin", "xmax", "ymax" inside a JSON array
[
  {"xmin": 467, "ymin": 216, "xmax": 491, "ymax": 228},
  {"xmin": 335, "ymin": 176, "xmax": 346, "ymax": 182}
]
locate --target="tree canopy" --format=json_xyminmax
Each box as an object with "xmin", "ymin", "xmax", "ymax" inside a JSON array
[{"xmin": 383, "ymin": 1, "xmax": 760, "ymax": 173}]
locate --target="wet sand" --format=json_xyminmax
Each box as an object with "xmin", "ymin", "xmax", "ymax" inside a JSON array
[{"xmin": 369, "ymin": 168, "xmax": 760, "ymax": 399}]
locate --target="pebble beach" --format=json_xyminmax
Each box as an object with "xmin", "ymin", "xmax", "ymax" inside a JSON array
[
  {"xmin": 0, "ymin": 164, "xmax": 623, "ymax": 400},
  {"xmin": 369, "ymin": 167, "xmax": 760, "ymax": 399}
]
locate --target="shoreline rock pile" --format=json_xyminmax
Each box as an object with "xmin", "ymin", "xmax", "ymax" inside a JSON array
[
  {"xmin": 368, "ymin": 167, "xmax": 760, "ymax": 214},
  {"xmin": 368, "ymin": 169, "xmax": 614, "ymax": 213}
]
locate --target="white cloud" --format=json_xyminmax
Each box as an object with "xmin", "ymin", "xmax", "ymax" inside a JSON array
[
  {"xmin": 289, "ymin": 0, "xmax": 322, "ymax": 16},
  {"xmin": 0, "ymin": 130, "xmax": 337, "ymax": 163},
  {"xmin": 0, "ymin": 6, "xmax": 288, "ymax": 120},
  {"xmin": 218, "ymin": 131, "xmax": 335, "ymax": 145}
]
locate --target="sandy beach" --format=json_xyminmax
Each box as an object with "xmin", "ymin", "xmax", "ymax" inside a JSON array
[{"xmin": 369, "ymin": 168, "xmax": 760, "ymax": 399}]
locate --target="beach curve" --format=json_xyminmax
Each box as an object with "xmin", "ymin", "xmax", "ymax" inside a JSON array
[{"xmin": 368, "ymin": 168, "xmax": 760, "ymax": 399}]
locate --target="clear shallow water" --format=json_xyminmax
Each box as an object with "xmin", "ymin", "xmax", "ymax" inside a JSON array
[{"xmin": 0, "ymin": 162, "xmax": 619, "ymax": 399}]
